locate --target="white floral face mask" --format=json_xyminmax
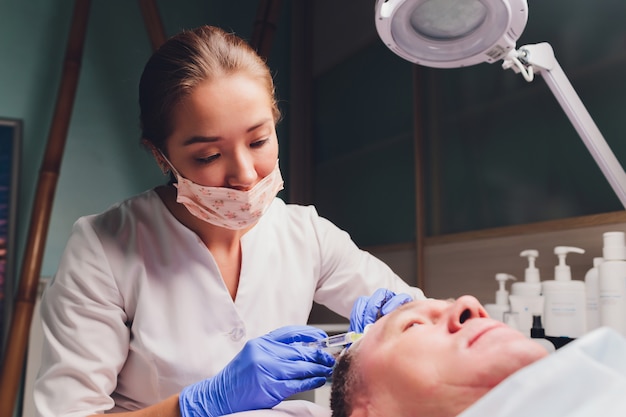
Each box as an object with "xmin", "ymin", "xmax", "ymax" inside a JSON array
[{"xmin": 161, "ymin": 154, "xmax": 284, "ymax": 230}]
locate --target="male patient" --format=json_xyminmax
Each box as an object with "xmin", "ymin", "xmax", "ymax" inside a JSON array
[{"xmin": 330, "ymin": 295, "xmax": 626, "ymax": 417}]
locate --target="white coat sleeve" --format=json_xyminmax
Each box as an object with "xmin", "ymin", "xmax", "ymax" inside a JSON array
[
  {"xmin": 308, "ymin": 208, "xmax": 425, "ymax": 318},
  {"xmin": 34, "ymin": 217, "xmax": 129, "ymax": 417}
]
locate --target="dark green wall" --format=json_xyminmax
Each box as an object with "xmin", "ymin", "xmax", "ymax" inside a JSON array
[
  {"xmin": 312, "ymin": 0, "xmax": 626, "ymax": 245},
  {"xmin": 421, "ymin": 0, "xmax": 626, "ymax": 235},
  {"xmin": 313, "ymin": 43, "xmax": 416, "ymax": 246}
]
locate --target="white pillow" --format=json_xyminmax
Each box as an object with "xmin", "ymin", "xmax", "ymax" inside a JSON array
[{"xmin": 225, "ymin": 400, "xmax": 331, "ymax": 417}]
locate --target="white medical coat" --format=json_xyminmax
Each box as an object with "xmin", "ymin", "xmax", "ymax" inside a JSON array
[
  {"xmin": 34, "ymin": 190, "xmax": 423, "ymax": 416},
  {"xmin": 458, "ymin": 327, "xmax": 626, "ymax": 417}
]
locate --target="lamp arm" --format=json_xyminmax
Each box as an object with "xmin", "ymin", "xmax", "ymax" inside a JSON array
[{"xmin": 504, "ymin": 42, "xmax": 626, "ymax": 209}]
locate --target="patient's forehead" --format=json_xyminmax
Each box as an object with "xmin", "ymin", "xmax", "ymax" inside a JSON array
[
  {"xmin": 352, "ymin": 298, "xmax": 455, "ymax": 348},
  {"xmin": 394, "ymin": 298, "xmax": 455, "ymax": 314}
]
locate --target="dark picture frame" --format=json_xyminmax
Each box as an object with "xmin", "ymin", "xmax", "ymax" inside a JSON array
[{"xmin": 0, "ymin": 118, "xmax": 21, "ymax": 354}]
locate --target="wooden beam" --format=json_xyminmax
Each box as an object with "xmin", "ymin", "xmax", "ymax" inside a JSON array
[
  {"xmin": 288, "ymin": 1, "xmax": 314, "ymax": 205},
  {"xmin": 250, "ymin": 0, "xmax": 283, "ymax": 60},
  {"xmin": 138, "ymin": 0, "xmax": 167, "ymax": 51},
  {"xmin": 413, "ymin": 65, "xmax": 426, "ymax": 290}
]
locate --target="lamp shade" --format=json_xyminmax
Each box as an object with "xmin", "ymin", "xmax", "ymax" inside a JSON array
[{"xmin": 375, "ymin": 0, "xmax": 528, "ymax": 68}]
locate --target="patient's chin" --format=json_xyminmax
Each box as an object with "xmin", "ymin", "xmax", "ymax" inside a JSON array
[
  {"xmin": 504, "ymin": 328, "xmax": 548, "ymax": 358},
  {"xmin": 469, "ymin": 337, "xmax": 547, "ymax": 391},
  {"xmin": 495, "ymin": 340, "xmax": 548, "ymax": 385},
  {"xmin": 516, "ymin": 338, "xmax": 550, "ymax": 364}
]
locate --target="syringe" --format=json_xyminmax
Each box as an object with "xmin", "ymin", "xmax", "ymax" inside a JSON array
[{"xmin": 304, "ymin": 331, "xmax": 363, "ymax": 349}]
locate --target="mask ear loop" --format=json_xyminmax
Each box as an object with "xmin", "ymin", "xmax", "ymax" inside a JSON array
[
  {"xmin": 156, "ymin": 152, "xmax": 182, "ymax": 179},
  {"xmin": 158, "ymin": 161, "xmax": 170, "ymax": 176},
  {"xmin": 143, "ymin": 140, "xmax": 172, "ymax": 176},
  {"xmin": 142, "ymin": 140, "xmax": 183, "ymax": 179}
]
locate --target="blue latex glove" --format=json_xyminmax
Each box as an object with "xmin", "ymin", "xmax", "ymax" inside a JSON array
[
  {"xmin": 179, "ymin": 325, "xmax": 335, "ymax": 417},
  {"xmin": 349, "ymin": 288, "xmax": 413, "ymax": 333}
]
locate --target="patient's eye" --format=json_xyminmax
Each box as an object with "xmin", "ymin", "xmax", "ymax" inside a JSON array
[{"xmin": 403, "ymin": 320, "xmax": 425, "ymax": 332}]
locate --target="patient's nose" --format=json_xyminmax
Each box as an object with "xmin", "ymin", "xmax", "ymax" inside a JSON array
[{"xmin": 448, "ymin": 295, "xmax": 488, "ymax": 332}]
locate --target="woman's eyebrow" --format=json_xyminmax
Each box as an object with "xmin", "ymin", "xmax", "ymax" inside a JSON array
[
  {"xmin": 246, "ymin": 118, "xmax": 273, "ymax": 132},
  {"xmin": 183, "ymin": 135, "xmax": 219, "ymax": 146},
  {"xmin": 181, "ymin": 119, "xmax": 274, "ymax": 146}
]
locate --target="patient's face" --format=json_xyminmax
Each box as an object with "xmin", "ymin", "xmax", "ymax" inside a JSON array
[{"xmin": 351, "ymin": 296, "xmax": 548, "ymax": 417}]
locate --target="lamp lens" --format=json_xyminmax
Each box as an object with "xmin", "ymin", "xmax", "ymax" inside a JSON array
[
  {"xmin": 410, "ymin": 0, "xmax": 487, "ymax": 40},
  {"xmin": 387, "ymin": 0, "xmax": 514, "ymax": 66}
]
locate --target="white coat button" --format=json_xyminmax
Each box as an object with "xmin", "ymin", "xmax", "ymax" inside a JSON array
[{"xmin": 230, "ymin": 327, "xmax": 245, "ymax": 341}]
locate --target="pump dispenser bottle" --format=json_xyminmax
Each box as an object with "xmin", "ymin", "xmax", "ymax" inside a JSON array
[
  {"xmin": 512, "ymin": 250, "xmax": 542, "ymax": 295},
  {"xmin": 585, "ymin": 257, "xmax": 604, "ymax": 332},
  {"xmin": 598, "ymin": 231, "xmax": 626, "ymax": 336},
  {"xmin": 542, "ymin": 246, "xmax": 586, "ymax": 338},
  {"xmin": 484, "ymin": 273, "xmax": 515, "ymax": 322},
  {"xmin": 530, "ymin": 315, "xmax": 556, "ymax": 353},
  {"xmin": 510, "ymin": 250, "xmax": 544, "ymax": 337}
]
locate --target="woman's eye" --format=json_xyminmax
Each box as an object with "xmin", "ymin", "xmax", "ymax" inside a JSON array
[
  {"xmin": 197, "ymin": 154, "xmax": 220, "ymax": 164},
  {"xmin": 250, "ymin": 138, "xmax": 269, "ymax": 148}
]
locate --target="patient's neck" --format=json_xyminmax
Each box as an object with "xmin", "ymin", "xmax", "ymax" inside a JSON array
[{"xmin": 356, "ymin": 384, "xmax": 489, "ymax": 417}]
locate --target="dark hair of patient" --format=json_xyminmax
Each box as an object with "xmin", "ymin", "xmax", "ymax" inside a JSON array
[{"xmin": 330, "ymin": 349, "xmax": 359, "ymax": 417}]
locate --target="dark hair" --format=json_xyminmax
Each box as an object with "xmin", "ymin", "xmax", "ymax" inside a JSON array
[
  {"xmin": 330, "ymin": 349, "xmax": 361, "ymax": 417},
  {"xmin": 138, "ymin": 25, "xmax": 281, "ymax": 152}
]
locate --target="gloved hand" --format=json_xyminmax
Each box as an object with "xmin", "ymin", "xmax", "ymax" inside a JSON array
[
  {"xmin": 349, "ymin": 288, "xmax": 412, "ymax": 333},
  {"xmin": 179, "ymin": 325, "xmax": 335, "ymax": 417}
]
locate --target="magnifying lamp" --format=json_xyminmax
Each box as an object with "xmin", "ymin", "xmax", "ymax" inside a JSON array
[{"xmin": 375, "ymin": 0, "xmax": 626, "ymax": 208}]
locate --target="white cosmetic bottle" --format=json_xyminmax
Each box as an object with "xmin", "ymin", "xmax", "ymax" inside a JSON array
[
  {"xmin": 599, "ymin": 231, "xmax": 626, "ymax": 336},
  {"xmin": 542, "ymin": 246, "xmax": 586, "ymax": 338},
  {"xmin": 585, "ymin": 257, "xmax": 603, "ymax": 332},
  {"xmin": 509, "ymin": 250, "xmax": 544, "ymax": 337},
  {"xmin": 484, "ymin": 273, "xmax": 515, "ymax": 323}
]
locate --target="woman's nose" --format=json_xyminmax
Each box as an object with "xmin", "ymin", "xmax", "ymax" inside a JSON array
[
  {"xmin": 227, "ymin": 154, "xmax": 257, "ymax": 189},
  {"xmin": 447, "ymin": 295, "xmax": 488, "ymax": 332}
]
